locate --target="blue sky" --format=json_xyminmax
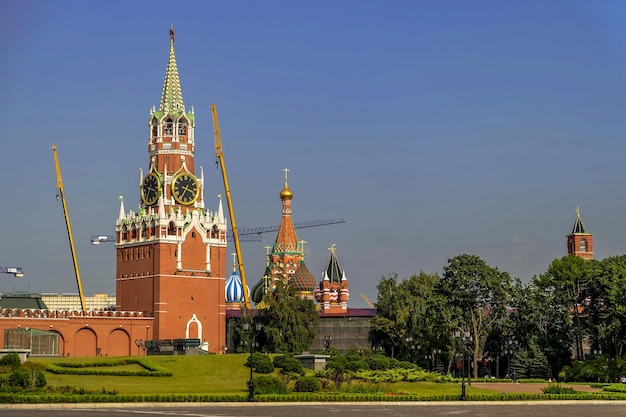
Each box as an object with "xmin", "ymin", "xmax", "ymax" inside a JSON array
[{"xmin": 1, "ymin": 1, "xmax": 626, "ymax": 307}]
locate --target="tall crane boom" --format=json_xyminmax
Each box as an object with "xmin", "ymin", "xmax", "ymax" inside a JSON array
[
  {"xmin": 232, "ymin": 218, "xmax": 346, "ymax": 240},
  {"xmin": 211, "ymin": 104, "xmax": 250, "ymax": 310},
  {"xmin": 90, "ymin": 235, "xmax": 116, "ymax": 245},
  {"xmin": 52, "ymin": 145, "xmax": 86, "ymax": 311},
  {"xmin": 0, "ymin": 267, "xmax": 23, "ymax": 277}
]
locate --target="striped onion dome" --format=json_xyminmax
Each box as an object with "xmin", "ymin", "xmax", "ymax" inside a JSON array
[
  {"xmin": 292, "ymin": 261, "xmax": 316, "ymax": 292},
  {"xmin": 225, "ymin": 269, "xmax": 245, "ymax": 303}
]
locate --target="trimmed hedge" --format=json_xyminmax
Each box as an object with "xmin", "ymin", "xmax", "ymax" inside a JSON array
[
  {"xmin": 2, "ymin": 390, "xmax": 626, "ymax": 404},
  {"xmin": 46, "ymin": 359, "xmax": 172, "ymax": 377}
]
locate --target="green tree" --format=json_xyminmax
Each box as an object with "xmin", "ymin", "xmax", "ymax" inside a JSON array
[
  {"xmin": 587, "ymin": 255, "xmax": 626, "ymax": 358},
  {"xmin": 509, "ymin": 279, "xmax": 571, "ymax": 379},
  {"xmin": 372, "ymin": 272, "xmax": 446, "ymax": 361},
  {"xmin": 254, "ymin": 281, "xmax": 318, "ymax": 353},
  {"xmin": 440, "ymin": 254, "xmax": 512, "ymax": 378},
  {"xmin": 534, "ymin": 255, "xmax": 599, "ymax": 360}
]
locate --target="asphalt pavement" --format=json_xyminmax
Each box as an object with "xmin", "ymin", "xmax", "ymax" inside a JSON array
[{"xmin": 2, "ymin": 402, "xmax": 626, "ymax": 417}]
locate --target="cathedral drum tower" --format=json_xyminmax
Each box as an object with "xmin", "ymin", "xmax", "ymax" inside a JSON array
[{"xmin": 115, "ymin": 27, "xmax": 227, "ymax": 352}]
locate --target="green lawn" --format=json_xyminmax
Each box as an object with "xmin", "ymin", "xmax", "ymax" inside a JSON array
[
  {"xmin": 27, "ymin": 355, "xmax": 528, "ymax": 398},
  {"xmin": 32, "ymin": 354, "xmax": 253, "ymax": 395}
]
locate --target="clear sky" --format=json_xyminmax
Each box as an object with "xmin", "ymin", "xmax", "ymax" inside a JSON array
[{"xmin": 1, "ymin": 1, "xmax": 626, "ymax": 307}]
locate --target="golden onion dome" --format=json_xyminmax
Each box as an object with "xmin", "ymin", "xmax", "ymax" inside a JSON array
[{"xmin": 280, "ymin": 184, "xmax": 293, "ymax": 200}]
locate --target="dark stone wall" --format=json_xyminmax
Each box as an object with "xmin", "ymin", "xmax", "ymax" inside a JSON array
[{"xmin": 225, "ymin": 311, "xmax": 375, "ymax": 354}]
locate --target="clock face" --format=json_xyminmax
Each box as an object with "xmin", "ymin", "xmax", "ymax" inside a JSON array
[
  {"xmin": 172, "ymin": 173, "xmax": 199, "ymax": 205},
  {"xmin": 141, "ymin": 173, "xmax": 161, "ymax": 205}
]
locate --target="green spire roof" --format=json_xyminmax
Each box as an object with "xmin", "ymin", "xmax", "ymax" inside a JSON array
[
  {"xmin": 324, "ymin": 244, "xmax": 344, "ymax": 284},
  {"xmin": 159, "ymin": 26, "xmax": 185, "ymax": 116}
]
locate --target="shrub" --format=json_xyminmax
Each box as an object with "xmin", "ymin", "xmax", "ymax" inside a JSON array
[
  {"xmin": 0, "ymin": 353, "xmax": 22, "ymax": 371},
  {"xmin": 541, "ymin": 383, "xmax": 576, "ymax": 394},
  {"xmin": 273, "ymin": 354, "xmax": 303, "ymax": 375},
  {"xmin": 8, "ymin": 371, "xmax": 30, "ymax": 389},
  {"xmin": 346, "ymin": 359, "xmax": 369, "ymax": 372},
  {"xmin": 294, "ymin": 376, "xmax": 321, "ymax": 392},
  {"xmin": 255, "ymin": 356, "xmax": 275, "ymax": 374},
  {"xmin": 245, "ymin": 352, "xmax": 273, "ymax": 373},
  {"xmin": 253, "ymin": 376, "xmax": 289, "ymax": 394},
  {"xmin": 366, "ymin": 355, "xmax": 390, "ymax": 371}
]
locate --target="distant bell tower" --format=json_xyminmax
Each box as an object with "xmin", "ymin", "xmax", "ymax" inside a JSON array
[
  {"xmin": 115, "ymin": 27, "xmax": 228, "ymax": 353},
  {"xmin": 567, "ymin": 207, "xmax": 593, "ymax": 260}
]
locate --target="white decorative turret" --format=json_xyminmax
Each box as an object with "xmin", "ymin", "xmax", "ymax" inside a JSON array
[{"xmin": 118, "ymin": 196, "xmax": 125, "ymax": 221}]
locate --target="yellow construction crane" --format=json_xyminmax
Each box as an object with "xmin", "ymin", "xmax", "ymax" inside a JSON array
[
  {"xmin": 211, "ymin": 104, "xmax": 250, "ymax": 310},
  {"xmin": 52, "ymin": 145, "xmax": 86, "ymax": 311},
  {"xmin": 361, "ymin": 293, "xmax": 375, "ymax": 308}
]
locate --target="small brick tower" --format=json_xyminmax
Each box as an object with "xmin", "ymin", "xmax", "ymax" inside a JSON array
[
  {"xmin": 115, "ymin": 27, "xmax": 227, "ymax": 353},
  {"xmin": 567, "ymin": 207, "xmax": 593, "ymax": 260},
  {"xmin": 315, "ymin": 244, "xmax": 350, "ymax": 314}
]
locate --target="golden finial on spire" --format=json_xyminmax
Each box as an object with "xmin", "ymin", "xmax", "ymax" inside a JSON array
[
  {"xmin": 283, "ymin": 167, "xmax": 290, "ymax": 184},
  {"xmin": 170, "ymin": 25, "xmax": 175, "ymax": 41},
  {"xmin": 231, "ymin": 252, "xmax": 237, "ymax": 272},
  {"xmin": 328, "ymin": 243, "xmax": 336, "ymax": 254}
]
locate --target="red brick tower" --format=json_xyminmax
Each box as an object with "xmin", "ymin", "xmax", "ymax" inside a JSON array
[
  {"xmin": 315, "ymin": 244, "xmax": 350, "ymax": 314},
  {"xmin": 567, "ymin": 207, "xmax": 593, "ymax": 260},
  {"xmin": 115, "ymin": 27, "xmax": 227, "ymax": 353}
]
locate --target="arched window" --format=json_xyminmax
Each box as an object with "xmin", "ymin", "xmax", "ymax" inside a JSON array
[
  {"xmin": 177, "ymin": 119, "xmax": 187, "ymax": 136},
  {"xmin": 164, "ymin": 118, "xmax": 173, "ymax": 135},
  {"xmin": 580, "ymin": 238, "xmax": 587, "ymax": 252},
  {"xmin": 168, "ymin": 222, "xmax": 176, "ymax": 236},
  {"xmin": 151, "ymin": 119, "xmax": 158, "ymax": 139}
]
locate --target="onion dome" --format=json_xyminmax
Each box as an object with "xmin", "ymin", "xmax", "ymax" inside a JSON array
[
  {"xmin": 292, "ymin": 261, "xmax": 316, "ymax": 292},
  {"xmin": 251, "ymin": 268, "xmax": 273, "ymax": 304},
  {"xmin": 225, "ymin": 269, "xmax": 245, "ymax": 303},
  {"xmin": 279, "ymin": 185, "xmax": 293, "ymax": 200}
]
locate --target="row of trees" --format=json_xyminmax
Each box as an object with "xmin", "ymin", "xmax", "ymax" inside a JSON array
[{"xmin": 372, "ymin": 253, "xmax": 626, "ymax": 379}]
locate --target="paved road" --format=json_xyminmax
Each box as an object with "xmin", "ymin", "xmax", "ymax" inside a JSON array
[{"xmin": 2, "ymin": 402, "xmax": 626, "ymax": 416}]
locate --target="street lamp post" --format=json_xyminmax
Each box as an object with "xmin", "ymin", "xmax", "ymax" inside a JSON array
[
  {"xmin": 134, "ymin": 339, "xmax": 145, "ymax": 356},
  {"xmin": 504, "ymin": 338, "xmax": 519, "ymax": 383},
  {"xmin": 425, "ymin": 353, "xmax": 433, "ymax": 372},
  {"xmin": 324, "ymin": 335, "xmax": 333, "ymax": 352},
  {"xmin": 405, "ymin": 337, "xmax": 420, "ymax": 364},
  {"xmin": 243, "ymin": 322, "xmax": 262, "ymax": 402},
  {"xmin": 433, "ymin": 349, "xmax": 442, "ymax": 374},
  {"xmin": 454, "ymin": 330, "xmax": 473, "ymax": 400}
]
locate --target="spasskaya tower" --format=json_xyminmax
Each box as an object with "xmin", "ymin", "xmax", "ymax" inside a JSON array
[{"xmin": 115, "ymin": 27, "xmax": 227, "ymax": 353}]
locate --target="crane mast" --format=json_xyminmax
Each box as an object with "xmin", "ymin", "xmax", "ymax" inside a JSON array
[
  {"xmin": 211, "ymin": 104, "xmax": 250, "ymax": 310},
  {"xmin": 52, "ymin": 145, "xmax": 86, "ymax": 311}
]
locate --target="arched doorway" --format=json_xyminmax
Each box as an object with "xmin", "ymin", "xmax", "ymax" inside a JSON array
[
  {"xmin": 108, "ymin": 328, "xmax": 131, "ymax": 357},
  {"xmin": 74, "ymin": 328, "xmax": 97, "ymax": 357}
]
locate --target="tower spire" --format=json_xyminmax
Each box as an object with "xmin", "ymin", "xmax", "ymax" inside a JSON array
[
  {"xmin": 275, "ymin": 168, "xmax": 298, "ymax": 252},
  {"xmin": 159, "ymin": 25, "xmax": 184, "ymax": 116},
  {"xmin": 567, "ymin": 207, "xmax": 593, "ymax": 259}
]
